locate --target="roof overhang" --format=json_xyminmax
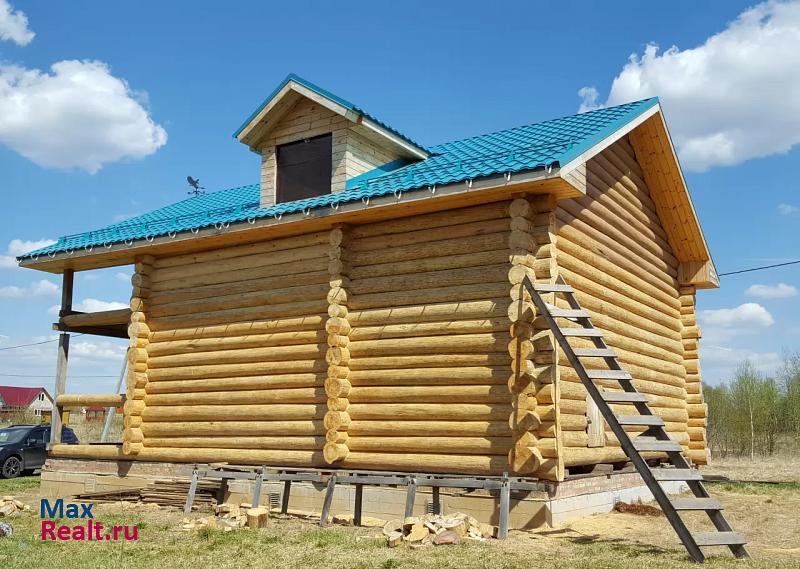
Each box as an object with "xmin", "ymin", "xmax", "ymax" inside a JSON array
[
  {"xmin": 559, "ymin": 102, "xmax": 718, "ymax": 289},
  {"xmin": 19, "ymin": 167, "xmax": 579, "ymax": 274},
  {"xmin": 234, "ymin": 74, "xmax": 430, "ymax": 160}
]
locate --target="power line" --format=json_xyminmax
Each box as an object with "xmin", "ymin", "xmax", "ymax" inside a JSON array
[
  {"xmin": 719, "ymin": 259, "xmax": 800, "ymax": 277},
  {"xmin": 0, "ymin": 334, "xmax": 84, "ymax": 352},
  {"xmin": 0, "ymin": 373, "xmax": 116, "ymax": 379}
]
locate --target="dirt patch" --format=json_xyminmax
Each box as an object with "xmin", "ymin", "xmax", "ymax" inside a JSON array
[{"xmin": 613, "ymin": 501, "xmax": 663, "ymax": 517}]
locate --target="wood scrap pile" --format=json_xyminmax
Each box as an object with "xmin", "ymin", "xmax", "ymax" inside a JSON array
[
  {"xmin": 0, "ymin": 496, "xmax": 30, "ymax": 516},
  {"xmin": 382, "ymin": 513, "xmax": 496, "ymax": 547},
  {"xmin": 181, "ymin": 503, "xmax": 269, "ymax": 532},
  {"xmin": 74, "ymin": 479, "xmax": 219, "ymax": 510}
]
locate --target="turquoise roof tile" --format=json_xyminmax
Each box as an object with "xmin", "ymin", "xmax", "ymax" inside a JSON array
[{"xmin": 20, "ymin": 97, "xmax": 658, "ymax": 261}]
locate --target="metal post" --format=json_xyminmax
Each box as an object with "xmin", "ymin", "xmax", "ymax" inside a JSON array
[
  {"xmin": 184, "ymin": 469, "xmax": 199, "ymax": 514},
  {"xmin": 404, "ymin": 475, "xmax": 417, "ymax": 519},
  {"xmin": 431, "ymin": 486, "xmax": 441, "ymax": 515},
  {"xmin": 320, "ymin": 474, "xmax": 337, "ymax": 526},
  {"xmin": 100, "ymin": 349, "xmax": 128, "ymax": 443},
  {"xmin": 50, "ymin": 269, "xmax": 74, "ymax": 448},
  {"xmin": 354, "ymin": 483, "xmax": 363, "ymax": 526},
  {"xmin": 498, "ymin": 472, "xmax": 510, "ymax": 539},
  {"xmin": 281, "ymin": 479, "xmax": 291, "ymax": 514},
  {"xmin": 251, "ymin": 466, "xmax": 265, "ymax": 507}
]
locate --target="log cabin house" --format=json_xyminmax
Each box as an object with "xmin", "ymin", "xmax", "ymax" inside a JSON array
[{"xmin": 18, "ymin": 74, "xmax": 717, "ymax": 524}]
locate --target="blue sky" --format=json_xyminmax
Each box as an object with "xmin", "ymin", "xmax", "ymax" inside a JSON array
[{"xmin": 0, "ymin": 0, "xmax": 798, "ymax": 392}]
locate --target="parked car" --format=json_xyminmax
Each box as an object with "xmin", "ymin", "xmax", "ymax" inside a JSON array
[{"xmin": 0, "ymin": 424, "xmax": 78, "ymax": 479}]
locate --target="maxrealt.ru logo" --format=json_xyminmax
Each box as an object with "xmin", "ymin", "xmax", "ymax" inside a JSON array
[{"xmin": 40, "ymin": 499, "xmax": 138, "ymax": 541}]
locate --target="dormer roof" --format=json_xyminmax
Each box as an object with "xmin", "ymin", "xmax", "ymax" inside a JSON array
[{"xmin": 234, "ymin": 73, "xmax": 430, "ymax": 160}]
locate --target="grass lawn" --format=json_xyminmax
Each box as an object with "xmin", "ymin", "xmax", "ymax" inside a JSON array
[{"xmin": 0, "ymin": 474, "xmax": 798, "ymax": 569}]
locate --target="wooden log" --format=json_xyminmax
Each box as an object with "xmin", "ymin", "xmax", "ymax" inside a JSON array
[
  {"xmin": 149, "ymin": 315, "xmax": 325, "ymax": 343},
  {"xmin": 349, "ymin": 265, "xmax": 509, "ymax": 296},
  {"xmin": 346, "ymin": 403, "xmax": 509, "ymax": 421},
  {"xmin": 153, "ymin": 231, "xmax": 329, "ymax": 269},
  {"xmin": 147, "ymin": 330, "xmax": 326, "ymax": 358},
  {"xmin": 348, "ymin": 353, "xmax": 510, "ymax": 371},
  {"xmin": 143, "ymin": 436, "xmax": 326, "ymax": 450},
  {"xmin": 345, "ymin": 436, "xmax": 511, "ymax": 455},
  {"xmin": 557, "ymin": 224, "xmax": 679, "ymax": 305},
  {"xmin": 140, "ymin": 421, "xmax": 326, "ymax": 437},
  {"xmin": 348, "ymin": 367, "xmax": 509, "ymax": 387},
  {"xmin": 150, "ymin": 257, "xmax": 324, "ymax": 292},
  {"xmin": 351, "ymin": 201, "xmax": 510, "ymax": 239},
  {"xmin": 348, "ymin": 333, "xmax": 510, "ymax": 357},
  {"xmin": 347, "ymin": 299, "xmax": 509, "ymax": 327},
  {"xmin": 151, "ymin": 244, "xmax": 329, "ymax": 282},
  {"xmin": 148, "ymin": 283, "xmax": 329, "ymax": 319},
  {"xmin": 149, "ymin": 300, "xmax": 328, "ymax": 331},
  {"xmin": 140, "ymin": 404, "xmax": 327, "ymax": 422},
  {"xmin": 349, "ymin": 249, "xmax": 508, "ymax": 281},
  {"xmin": 146, "ymin": 359, "xmax": 328, "ymax": 381},
  {"xmin": 350, "ymin": 318, "xmax": 508, "ymax": 342},
  {"xmin": 145, "ymin": 374, "xmax": 325, "ymax": 394},
  {"xmin": 147, "ymin": 343, "xmax": 327, "ymax": 369},
  {"xmin": 345, "ymin": 420, "xmax": 510, "ymax": 437},
  {"xmin": 351, "ymin": 233, "xmax": 509, "ymax": 267},
  {"xmin": 61, "ymin": 309, "xmax": 132, "ymax": 328},
  {"xmin": 144, "ymin": 388, "xmax": 327, "ymax": 406},
  {"xmin": 351, "ymin": 218, "xmax": 510, "ymax": 253},
  {"xmin": 346, "ymin": 385, "xmax": 509, "ymax": 404},
  {"xmin": 55, "ymin": 394, "xmax": 125, "ymax": 407},
  {"xmin": 347, "ymin": 282, "xmax": 510, "ymax": 311}
]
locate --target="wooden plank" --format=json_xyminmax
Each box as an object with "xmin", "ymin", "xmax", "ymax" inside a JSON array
[
  {"xmin": 600, "ymin": 391, "xmax": 648, "ymax": 403},
  {"xmin": 586, "ymin": 370, "xmax": 632, "ymax": 380},
  {"xmin": 671, "ymin": 498, "xmax": 722, "ymax": 511},
  {"xmin": 631, "ymin": 438, "xmax": 682, "ymax": 452},
  {"xmin": 692, "ymin": 532, "xmax": 746, "ymax": 547},
  {"xmin": 616, "ymin": 414, "xmax": 664, "ymax": 427},
  {"xmin": 650, "ymin": 468, "xmax": 703, "ymax": 481},
  {"xmin": 61, "ymin": 309, "xmax": 131, "ymax": 328}
]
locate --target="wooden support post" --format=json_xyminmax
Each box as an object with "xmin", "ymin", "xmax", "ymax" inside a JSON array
[
  {"xmin": 498, "ymin": 472, "xmax": 510, "ymax": 539},
  {"xmin": 320, "ymin": 474, "xmax": 337, "ymax": 526},
  {"xmin": 281, "ymin": 480, "xmax": 291, "ymax": 514},
  {"xmin": 354, "ymin": 483, "xmax": 363, "ymax": 526},
  {"xmin": 404, "ymin": 475, "xmax": 417, "ymax": 519},
  {"xmin": 184, "ymin": 469, "xmax": 199, "ymax": 514},
  {"xmin": 50, "ymin": 269, "xmax": 74, "ymax": 448}
]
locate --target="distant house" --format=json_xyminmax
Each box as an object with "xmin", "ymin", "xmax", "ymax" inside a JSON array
[{"xmin": 0, "ymin": 386, "xmax": 54, "ymax": 421}]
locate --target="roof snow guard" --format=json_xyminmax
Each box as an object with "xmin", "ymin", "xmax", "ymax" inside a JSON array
[{"xmin": 19, "ymin": 98, "xmax": 659, "ymax": 263}]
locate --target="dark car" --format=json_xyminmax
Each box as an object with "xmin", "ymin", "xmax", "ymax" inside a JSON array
[{"xmin": 0, "ymin": 424, "xmax": 78, "ymax": 479}]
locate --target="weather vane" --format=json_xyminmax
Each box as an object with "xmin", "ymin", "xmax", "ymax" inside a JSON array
[{"xmin": 187, "ymin": 176, "xmax": 206, "ymax": 196}]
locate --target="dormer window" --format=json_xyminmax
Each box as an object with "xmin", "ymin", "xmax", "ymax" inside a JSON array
[{"xmin": 276, "ymin": 133, "xmax": 332, "ymax": 203}]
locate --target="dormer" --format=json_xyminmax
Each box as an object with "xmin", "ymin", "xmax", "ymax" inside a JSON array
[{"xmin": 234, "ymin": 74, "xmax": 430, "ymax": 208}]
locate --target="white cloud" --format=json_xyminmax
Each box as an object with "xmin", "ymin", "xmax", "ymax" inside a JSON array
[
  {"xmin": 578, "ymin": 0, "xmax": 800, "ymax": 171},
  {"xmin": 74, "ymin": 298, "xmax": 128, "ymax": 312},
  {"xmin": 779, "ymin": 203, "xmax": 800, "ymax": 214},
  {"xmin": 0, "ymin": 279, "xmax": 59, "ymax": 298},
  {"xmin": 115, "ymin": 271, "xmax": 132, "ymax": 282},
  {"xmin": 746, "ymin": 283, "xmax": 798, "ymax": 299},
  {"xmin": 70, "ymin": 340, "xmax": 127, "ymax": 361},
  {"xmin": 700, "ymin": 345, "xmax": 782, "ymax": 384},
  {"xmin": 0, "ymin": 238, "xmax": 56, "ymax": 268},
  {"xmin": 0, "ymin": 60, "xmax": 167, "ymax": 173},
  {"xmin": 700, "ymin": 302, "xmax": 775, "ymax": 328},
  {"xmin": 0, "ymin": 0, "xmax": 33, "ymax": 46}
]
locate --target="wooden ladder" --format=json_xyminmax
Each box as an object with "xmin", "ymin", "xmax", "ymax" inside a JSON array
[{"xmin": 523, "ymin": 277, "xmax": 748, "ymax": 563}]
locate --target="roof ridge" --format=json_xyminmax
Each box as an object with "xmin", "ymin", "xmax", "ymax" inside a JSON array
[{"xmin": 430, "ymin": 97, "xmax": 658, "ymax": 151}]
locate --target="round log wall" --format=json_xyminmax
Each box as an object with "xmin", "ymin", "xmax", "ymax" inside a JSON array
[{"xmin": 555, "ymin": 136, "xmax": 705, "ymax": 467}]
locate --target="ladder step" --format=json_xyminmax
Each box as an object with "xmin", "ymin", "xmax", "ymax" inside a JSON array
[
  {"xmin": 671, "ymin": 497, "xmax": 723, "ymax": 511},
  {"xmin": 692, "ymin": 532, "xmax": 747, "ymax": 547},
  {"xmin": 632, "ymin": 437, "xmax": 682, "ymax": 452},
  {"xmin": 560, "ymin": 328, "xmax": 603, "ymax": 337},
  {"xmin": 616, "ymin": 414, "xmax": 664, "ymax": 426},
  {"xmin": 651, "ymin": 468, "xmax": 703, "ymax": 482},
  {"xmin": 586, "ymin": 369, "xmax": 632, "ymax": 380},
  {"xmin": 601, "ymin": 391, "xmax": 648, "ymax": 403},
  {"xmin": 548, "ymin": 307, "xmax": 591, "ymax": 319},
  {"xmin": 573, "ymin": 348, "xmax": 616, "ymax": 358},
  {"xmin": 532, "ymin": 283, "xmax": 574, "ymax": 293}
]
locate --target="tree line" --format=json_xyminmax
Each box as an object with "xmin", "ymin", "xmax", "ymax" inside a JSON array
[{"xmin": 704, "ymin": 352, "xmax": 800, "ymax": 459}]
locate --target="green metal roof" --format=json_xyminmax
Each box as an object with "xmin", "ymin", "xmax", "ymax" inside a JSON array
[{"xmin": 19, "ymin": 95, "xmax": 658, "ymax": 261}]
